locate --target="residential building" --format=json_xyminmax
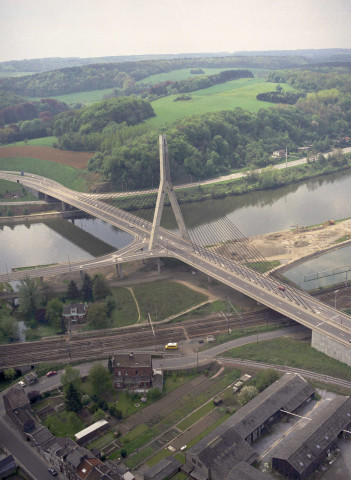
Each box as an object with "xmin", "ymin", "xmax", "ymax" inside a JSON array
[
  {"xmin": 63, "ymin": 303, "xmax": 87, "ymax": 324},
  {"xmin": 112, "ymin": 353, "xmax": 152, "ymax": 390}
]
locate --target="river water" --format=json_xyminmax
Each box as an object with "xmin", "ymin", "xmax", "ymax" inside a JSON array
[{"xmin": 1, "ymin": 169, "xmax": 351, "ymax": 289}]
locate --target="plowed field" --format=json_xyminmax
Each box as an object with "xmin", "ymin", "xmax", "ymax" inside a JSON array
[{"xmin": 0, "ymin": 146, "xmax": 93, "ymax": 169}]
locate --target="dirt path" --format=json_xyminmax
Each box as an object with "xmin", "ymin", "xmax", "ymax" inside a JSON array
[{"xmin": 127, "ymin": 287, "xmax": 141, "ymax": 323}]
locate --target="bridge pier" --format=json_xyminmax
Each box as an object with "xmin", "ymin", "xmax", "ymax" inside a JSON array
[
  {"xmin": 311, "ymin": 331, "xmax": 351, "ymax": 367},
  {"xmin": 157, "ymin": 258, "xmax": 161, "ymax": 274},
  {"xmin": 79, "ymin": 268, "xmax": 84, "ymax": 279},
  {"xmin": 116, "ymin": 263, "xmax": 124, "ymax": 279}
]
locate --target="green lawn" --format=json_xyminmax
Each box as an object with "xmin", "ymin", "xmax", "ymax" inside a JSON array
[
  {"xmin": 28, "ymin": 88, "xmax": 118, "ymax": 105},
  {"xmin": 109, "ymin": 287, "xmax": 139, "ymax": 327},
  {"xmin": 223, "ymin": 337, "xmax": 351, "ymax": 381},
  {"xmin": 3, "ymin": 136, "xmax": 58, "ymax": 147},
  {"xmin": 137, "ymin": 67, "xmax": 267, "ymax": 85},
  {"xmin": 0, "ymin": 157, "xmax": 88, "ymax": 191},
  {"xmin": 43, "ymin": 411, "xmax": 85, "ymax": 438},
  {"xmin": 0, "ymin": 179, "xmax": 37, "ymax": 201},
  {"xmin": 131, "ymin": 281, "xmax": 207, "ymax": 322},
  {"xmin": 146, "ymin": 79, "xmax": 294, "ymax": 127}
]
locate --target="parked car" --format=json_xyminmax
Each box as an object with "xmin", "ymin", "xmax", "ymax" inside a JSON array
[
  {"xmin": 46, "ymin": 371, "xmax": 57, "ymax": 377},
  {"xmin": 48, "ymin": 467, "xmax": 57, "ymax": 476},
  {"xmin": 18, "ymin": 380, "xmax": 25, "ymax": 387},
  {"xmin": 278, "ymin": 286, "xmax": 286, "ymax": 291}
]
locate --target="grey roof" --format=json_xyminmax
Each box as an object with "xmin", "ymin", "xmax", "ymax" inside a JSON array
[
  {"xmin": 227, "ymin": 462, "xmax": 272, "ymax": 479},
  {"xmin": 66, "ymin": 446, "xmax": 90, "ymax": 468},
  {"xmin": 113, "ymin": 353, "xmax": 151, "ymax": 368},
  {"xmin": 144, "ymin": 457, "xmax": 181, "ymax": 480},
  {"xmin": 272, "ymin": 395, "xmax": 351, "ymax": 475},
  {"xmin": 188, "ymin": 427, "xmax": 257, "ymax": 479},
  {"xmin": 225, "ymin": 373, "xmax": 314, "ymax": 439},
  {"xmin": 63, "ymin": 303, "xmax": 86, "ymax": 315},
  {"xmin": 4, "ymin": 386, "xmax": 30, "ymax": 410},
  {"xmin": 29, "ymin": 424, "xmax": 55, "ymax": 447}
]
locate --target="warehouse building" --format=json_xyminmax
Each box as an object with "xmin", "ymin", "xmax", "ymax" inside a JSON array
[{"xmin": 272, "ymin": 395, "xmax": 351, "ymax": 479}]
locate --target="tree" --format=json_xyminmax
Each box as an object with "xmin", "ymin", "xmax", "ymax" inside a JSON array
[
  {"xmin": 93, "ymin": 408, "xmax": 106, "ymax": 422},
  {"xmin": 61, "ymin": 365, "xmax": 81, "ymax": 391},
  {"xmin": 252, "ymin": 369, "xmax": 280, "ymax": 392},
  {"xmin": 88, "ymin": 363, "xmax": 112, "ymax": 397},
  {"xmin": 104, "ymin": 295, "xmax": 116, "ymax": 317},
  {"xmin": 64, "ymin": 383, "xmax": 82, "ymax": 413},
  {"xmin": 108, "ymin": 356, "xmax": 113, "ymax": 374},
  {"xmin": 18, "ymin": 277, "xmax": 43, "ymax": 318},
  {"xmin": 46, "ymin": 298, "xmax": 63, "ymax": 330},
  {"xmin": 4, "ymin": 368, "xmax": 16, "ymax": 380},
  {"xmin": 0, "ymin": 318, "xmax": 20, "ymax": 342},
  {"xmin": 81, "ymin": 273, "xmax": 93, "ymax": 301},
  {"xmin": 238, "ymin": 386, "xmax": 258, "ymax": 406},
  {"xmin": 86, "ymin": 303, "xmax": 108, "ymax": 329},
  {"xmin": 92, "ymin": 275, "xmax": 112, "ymax": 301},
  {"xmin": 66, "ymin": 280, "xmax": 80, "ymax": 300}
]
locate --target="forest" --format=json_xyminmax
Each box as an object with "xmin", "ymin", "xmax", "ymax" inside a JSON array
[
  {"xmin": 1, "ymin": 54, "xmax": 351, "ymax": 191},
  {"xmin": 0, "ymin": 55, "xmax": 317, "ymax": 98}
]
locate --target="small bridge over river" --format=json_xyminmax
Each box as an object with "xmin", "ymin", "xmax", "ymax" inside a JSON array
[{"xmin": 1, "ymin": 136, "xmax": 351, "ymax": 366}]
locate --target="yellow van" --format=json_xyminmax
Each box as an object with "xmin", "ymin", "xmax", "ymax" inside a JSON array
[{"xmin": 165, "ymin": 342, "xmax": 178, "ymax": 350}]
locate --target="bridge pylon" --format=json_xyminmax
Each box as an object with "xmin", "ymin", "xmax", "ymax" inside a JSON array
[{"xmin": 149, "ymin": 135, "xmax": 190, "ymax": 250}]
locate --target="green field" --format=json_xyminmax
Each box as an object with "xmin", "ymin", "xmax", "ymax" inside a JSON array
[
  {"xmin": 28, "ymin": 88, "xmax": 118, "ymax": 105},
  {"xmin": 137, "ymin": 67, "xmax": 267, "ymax": 85},
  {"xmin": 223, "ymin": 337, "xmax": 351, "ymax": 381},
  {"xmin": 146, "ymin": 78, "xmax": 293, "ymax": 127},
  {"xmin": 0, "ymin": 157, "xmax": 88, "ymax": 191},
  {"xmin": 0, "ymin": 179, "xmax": 37, "ymax": 201},
  {"xmin": 4, "ymin": 136, "xmax": 58, "ymax": 147}
]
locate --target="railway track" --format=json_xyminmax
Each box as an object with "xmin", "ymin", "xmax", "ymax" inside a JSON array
[
  {"xmin": 217, "ymin": 357, "xmax": 351, "ymax": 389},
  {"xmin": 0, "ymin": 310, "xmax": 289, "ymax": 369}
]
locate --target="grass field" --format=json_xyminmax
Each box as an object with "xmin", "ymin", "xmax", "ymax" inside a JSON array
[
  {"xmin": 6, "ymin": 136, "xmax": 58, "ymax": 147},
  {"xmin": 0, "ymin": 157, "xmax": 88, "ymax": 190},
  {"xmin": 28, "ymin": 88, "xmax": 118, "ymax": 105},
  {"xmin": 137, "ymin": 67, "xmax": 268, "ymax": 85},
  {"xmin": 44, "ymin": 411, "xmax": 85, "ymax": 438},
  {"xmin": 223, "ymin": 337, "xmax": 351, "ymax": 381},
  {"xmin": 145, "ymin": 78, "xmax": 294, "ymax": 127},
  {"xmin": 0, "ymin": 179, "xmax": 37, "ymax": 201}
]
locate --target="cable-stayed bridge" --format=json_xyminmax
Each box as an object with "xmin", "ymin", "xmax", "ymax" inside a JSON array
[{"xmin": 1, "ymin": 136, "xmax": 351, "ymax": 365}]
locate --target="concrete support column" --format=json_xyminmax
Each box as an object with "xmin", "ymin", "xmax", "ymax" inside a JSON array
[
  {"xmin": 157, "ymin": 258, "xmax": 161, "ymax": 274},
  {"xmin": 79, "ymin": 268, "xmax": 84, "ymax": 279},
  {"xmin": 62, "ymin": 201, "xmax": 67, "ymax": 211},
  {"xmin": 116, "ymin": 264, "xmax": 124, "ymax": 279},
  {"xmin": 39, "ymin": 276, "xmax": 44, "ymax": 286}
]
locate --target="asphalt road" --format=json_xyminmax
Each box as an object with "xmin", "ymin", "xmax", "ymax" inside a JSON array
[{"xmin": 0, "ymin": 415, "xmax": 64, "ymax": 480}]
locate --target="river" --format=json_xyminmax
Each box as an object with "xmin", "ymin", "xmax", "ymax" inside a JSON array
[{"xmin": 0, "ymin": 169, "xmax": 351, "ymax": 287}]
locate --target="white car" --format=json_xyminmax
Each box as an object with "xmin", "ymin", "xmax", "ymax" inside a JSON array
[{"xmin": 18, "ymin": 381, "xmax": 25, "ymax": 387}]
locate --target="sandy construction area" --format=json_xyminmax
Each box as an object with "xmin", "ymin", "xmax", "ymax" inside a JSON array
[{"xmin": 248, "ymin": 219, "xmax": 351, "ymax": 268}]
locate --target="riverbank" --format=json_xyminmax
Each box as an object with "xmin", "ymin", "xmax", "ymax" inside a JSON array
[{"xmin": 247, "ymin": 218, "xmax": 351, "ymax": 272}]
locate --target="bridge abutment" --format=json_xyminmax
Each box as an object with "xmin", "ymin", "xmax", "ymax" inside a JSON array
[{"xmin": 311, "ymin": 331, "xmax": 351, "ymax": 366}]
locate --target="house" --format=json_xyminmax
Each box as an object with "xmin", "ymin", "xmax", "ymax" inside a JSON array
[
  {"xmin": 272, "ymin": 149, "xmax": 286, "ymax": 158},
  {"xmin": 112, "ymin": 353, "xmax": 152, "ymax": 390},
  {"xmin": 272, "ymin": 395, "xmax": 351, "ymax": 479},
  {"xmin": 62, "ymin": 303, "xmax": 87, "ymax": 324},
  {"xmin": 185, "ymin": 374, "xmax": 315, "ymax": 480},
  {"xmin": 25, "ymin": 371, "xmax": 38, "ymax": 385},
  {"xmin": 0, "ymin": 451, "xmax": 16, "ymax": 479},
  {"xmin": 3, "ymin": 386, "xmax": 37, "ymax": 432}
]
